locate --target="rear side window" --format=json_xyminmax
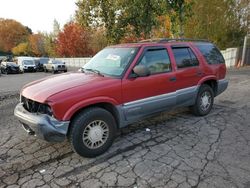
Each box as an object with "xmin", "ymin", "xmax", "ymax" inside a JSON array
[
  {"xmin": 195, "ymin": 43, "xmax": 225, "ymax": 64},
  {"xmin": 138, "ymin": 49, "xmax": 171, "ymax": 74},
  {"xmin": 172, "ymin": 47, "xmax": 199, "ymax": 68}
]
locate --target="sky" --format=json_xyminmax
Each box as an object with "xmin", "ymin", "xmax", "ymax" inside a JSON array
[{"xmin": 0, "ymin": 0, "xmax": 77, "ymax": 33}]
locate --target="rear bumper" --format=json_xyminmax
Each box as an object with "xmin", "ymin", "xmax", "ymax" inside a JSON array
[
  {"xmin": 216, "ymin": 79, "xmax": 229, "ymax": 96},
  {"xmin": 14, "ymin": 103, "xmax": 69, "ymax": 142}
]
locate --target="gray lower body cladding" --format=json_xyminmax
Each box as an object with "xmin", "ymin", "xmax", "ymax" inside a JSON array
[{"xmin": 118, "ymin": 79, "xmax": 228, "ymax": 127}]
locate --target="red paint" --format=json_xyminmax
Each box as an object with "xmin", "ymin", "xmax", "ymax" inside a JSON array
[{"xmin": 21, "ymin": 42, "xmax": 227, "ymax": 121}]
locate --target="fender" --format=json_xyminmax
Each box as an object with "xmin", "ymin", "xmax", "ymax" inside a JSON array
[
  {"xmin": 62, "ymin": 96, "xmax": 120, "ymax": 121},
  {"xmin": 197, "ymin": 75, "xmax": 217, "ymax": 86}
]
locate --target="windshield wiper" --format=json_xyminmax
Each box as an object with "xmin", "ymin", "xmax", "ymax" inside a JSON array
[{"xmin": 82, "ymin": 68, "xmax": 104, "ymax": 77}]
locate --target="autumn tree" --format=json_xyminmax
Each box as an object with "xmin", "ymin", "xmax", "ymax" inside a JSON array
[
  {"xmin": 90, "ymin": 27, "xmax": 108, "ymax": 54},
  {"xmin": 56, "ymin": 22, "xmax": 93, "ymax": 57},
  {"xmin": 0, "ymin": 18, "xmax": 30, "ymax": 52},
  {"xmin": 29, "ymin": 34, "xmax": 46, "ymax": 56},
  {"xmin": 12, "ymin": 42, "xmax": 30, "ymax": 56}
]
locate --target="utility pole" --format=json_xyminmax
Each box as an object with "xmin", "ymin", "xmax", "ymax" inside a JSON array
[{"xmin": 242, "ymin": 35, "xmax": 248, "ymax": 65}]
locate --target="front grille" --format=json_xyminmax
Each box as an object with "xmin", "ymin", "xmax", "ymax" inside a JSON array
[
  {"xmin": 21, "ymin": 96, "xmax": 40, "ymax": 113},
  {"xmin": 58, "ymin": 65, "xmax": 65, "ymax": 68},
  {"xmin": 21, "ymin": 96, "xmax": 53, "ymax": 116},
  {"xmin": 28, "ymin": 67, "xmax": 34, "ymax": 70}
]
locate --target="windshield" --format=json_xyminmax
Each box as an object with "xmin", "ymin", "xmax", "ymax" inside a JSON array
[
  {"xmin": 83, "ymin": 47, "xmax": 138, "ymax": 77},
  {"xmin": 23, "ymin": 60, "xmax": 35, "ymax": 65}
]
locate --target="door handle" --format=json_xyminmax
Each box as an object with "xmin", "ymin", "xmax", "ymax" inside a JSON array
[
  {"xmin": 169, "ymin": 77, "xmax": 176, "ymax": 82},
  {"xmin": 196, "ymin": 71, "xmax": 203, "ymax": 76}
]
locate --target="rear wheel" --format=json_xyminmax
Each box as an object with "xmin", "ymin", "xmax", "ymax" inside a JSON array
[
  {"xmin": 69, "ymin": 107, "xmax": 116, "ymax": 157},
  {"xmin": 190, "ymin": 84, "xmax": 214, "ymax": 116}
]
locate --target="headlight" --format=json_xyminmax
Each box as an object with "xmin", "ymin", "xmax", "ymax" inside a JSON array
[{"xmin": 38, "ymin": 104, "xmax": 53, "ymax": 116}]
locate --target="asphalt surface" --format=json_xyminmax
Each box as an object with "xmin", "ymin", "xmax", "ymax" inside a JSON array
[{"xmin": 0, "ymin": 68, "xmax": 250, "ymax": 188}]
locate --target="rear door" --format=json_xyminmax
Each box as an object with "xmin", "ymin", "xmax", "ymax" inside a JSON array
[
  {"xmin": 122, "ymin": 46, "xmax": 177, "ymax": 121},
  {"xmin": 170, "ymin": 45, "xmax": 202, "ymax": 106}
]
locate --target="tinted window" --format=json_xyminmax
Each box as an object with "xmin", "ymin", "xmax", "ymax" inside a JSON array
[
  {"xmin": 172, "ymin": 47, "xmax": 199, "ymax": 68},
  {"xmin": 195, "ymin": 43, "xmax": 225, "ymax": 64},
  {"xmin": 138, "ymin": 49, "xmax": 171, "ymax": 74}
]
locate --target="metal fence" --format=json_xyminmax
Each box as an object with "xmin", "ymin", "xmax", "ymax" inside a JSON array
[
  {"xmin": 57, "ymin": 48, "xmax": 243, "ymax": 69},
  {"xmin": 221, "ymin": 48, "xmax": 239, "ymax": 68},
  {"xmin": 55, "ymin": 58, "xmax": 91, "ymax": 68}
]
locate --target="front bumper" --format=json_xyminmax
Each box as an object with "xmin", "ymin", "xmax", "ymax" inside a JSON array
[
  {"xmin": 216, "ymin": 79, "xmax": 229, "ymax": 96},
  {"xmin": 23, "ymin": 67, "xmax": 36, "ymax": 72},
  {"xmin": 14, "ymin": 103, "xmax": 69, "ymax": 142}
]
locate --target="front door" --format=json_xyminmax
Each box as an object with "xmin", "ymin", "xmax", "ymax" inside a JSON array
[{"xmin": 121, "ymin": 47, "xmax": 177, "ymax": 121}]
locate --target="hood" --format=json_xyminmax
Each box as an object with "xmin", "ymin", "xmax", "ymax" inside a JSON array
[
  {"xmin": 22, "ymin": 72, "xmax": 112, "ymax": 103},
  {"xmin": 7, "ymin": 62, "xmax": 19, "ymax": 67}
]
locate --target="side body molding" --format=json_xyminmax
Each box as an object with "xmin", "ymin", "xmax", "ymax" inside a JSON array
[{"xmin": 119, "ymin": 85, "xmax": 199, "ymax": 127}]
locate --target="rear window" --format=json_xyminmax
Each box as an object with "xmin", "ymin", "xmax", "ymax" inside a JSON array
[{"xmin": 195, "ymin": 43, "xmax": 225, "ymax": 64}]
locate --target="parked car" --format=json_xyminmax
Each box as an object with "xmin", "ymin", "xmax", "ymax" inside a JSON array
[
  {"xmin": 35, "ymin": 57, "xmax": 49, "ymax": 72},
  {"xmin": 44, "ymin": 59, "xmax": 67, "ymax": 74},
  {"xmin": 14, "ymin": 39, "xmax": 228, "ymax": 157},
  {"xmin": 17, "ymin": 57, "xmax": 37, "ymax": 72},
  {"xmin": 0, "ymin": 61, "xmax": 21, "ymax": 74}
]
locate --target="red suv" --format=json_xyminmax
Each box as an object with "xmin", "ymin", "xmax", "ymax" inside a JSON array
[{"xmin": 14, "ymin": 39, "xmax": 228, "ymax": 157}]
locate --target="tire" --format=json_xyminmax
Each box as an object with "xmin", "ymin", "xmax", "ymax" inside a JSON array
[
  {"xmin": 44, "ymin": 68, "xmax": 48, "ymax": 73},
  {"xmin": 52, "ymin": 68, "xmax": 56, "ymax": 74},
  {"xmin": 69, "ymin": 107, "xmax": 116, "ymax": 158},
  {"xmin": 190, "ymin": 84, "xmax": 214, "ymax": 116},
  {"xmin": 64, "ymin": 70, "xmax": 67, "ymax": 73},
  {"xmin": 2, "ymin": 69, "xmax": 8, "ymax": 75}
]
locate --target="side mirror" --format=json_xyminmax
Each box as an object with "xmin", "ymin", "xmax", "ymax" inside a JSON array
[{"xmin": 132, "ymin": 65, "xmax": 150, "ymax": 77}]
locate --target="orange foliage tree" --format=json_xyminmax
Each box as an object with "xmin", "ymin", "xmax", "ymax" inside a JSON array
[
  {"xmin": 56, "ymin": 22, "xmax": 93, "ymax": 57},
  {"xmin": 29, "ymin": 34, "xmax": 46, "ymax": 56},
  {"xmin": 0, "ymin": 18, "xmax": 29, "ymax": 52}
]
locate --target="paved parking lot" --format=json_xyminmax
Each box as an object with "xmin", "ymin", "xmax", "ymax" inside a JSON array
[{"xmin": 0, "ymin": 68, "xmax": 250, "ymax": 188}]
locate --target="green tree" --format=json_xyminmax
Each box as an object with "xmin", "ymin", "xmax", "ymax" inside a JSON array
[
  {"xmin": 44, "ymin": 33, "xmax": 57, "ymax": 57},
  {"xmin": 165, "ymin": 0, "xmax": 193, "ymax": 37},
  {"xmin": 120, "ymin": 0, "xmax": 165, "ymax": 39},
  {"xmin": 76, "ymin": 0, "xmax": 120, "ymax": 43},
  {"xmin": 75, "ymin": 0, "xmax": 166, "ymax": 43},
  {"xmin": 184, "ymin": 0, "xmax": 247, "ymax": 48}
]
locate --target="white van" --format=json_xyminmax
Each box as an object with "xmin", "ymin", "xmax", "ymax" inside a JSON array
[{"xmin": 17, "ymin": 57, "xmax": 37, "ymax": 72}]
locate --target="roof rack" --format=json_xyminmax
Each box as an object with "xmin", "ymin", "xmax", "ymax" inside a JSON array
[{"xmin": 139, "ymin": 38, "xmax": 209, "ymax": 43}]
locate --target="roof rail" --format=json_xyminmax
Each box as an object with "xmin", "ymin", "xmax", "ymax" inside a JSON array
[{"xmin": 139, "ymin": 38, "xmax": 209, "ymax": 43}]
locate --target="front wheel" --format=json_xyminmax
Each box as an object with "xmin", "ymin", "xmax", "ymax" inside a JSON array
[
  {"xmin": 190, "ymin": 84, "xmax": 214, "ymax": 116},
  {"xmin": 69, "ymin": 107, "xmax": 116, "ymax": 158}
]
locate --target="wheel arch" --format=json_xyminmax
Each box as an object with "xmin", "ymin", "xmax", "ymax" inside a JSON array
[
  {"xmin": 64, "ymin": 98, "xmax": 122, "ymax": 130},
  {"xmin": 198, "ymin": 77, "xmax": 218, "ymax": 96}
]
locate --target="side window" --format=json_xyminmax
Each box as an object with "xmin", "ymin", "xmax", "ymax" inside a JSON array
[
  {"xmin": 195, "ymin": 43, "xmax": 225, "ymax": 64},
  {"xmin": 138, "ymin": 49, "xmax": 171, "ymax": 74},
  {"xmin": 172, "ymin": 47, "xmax": 199, "ymax": 69}
]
